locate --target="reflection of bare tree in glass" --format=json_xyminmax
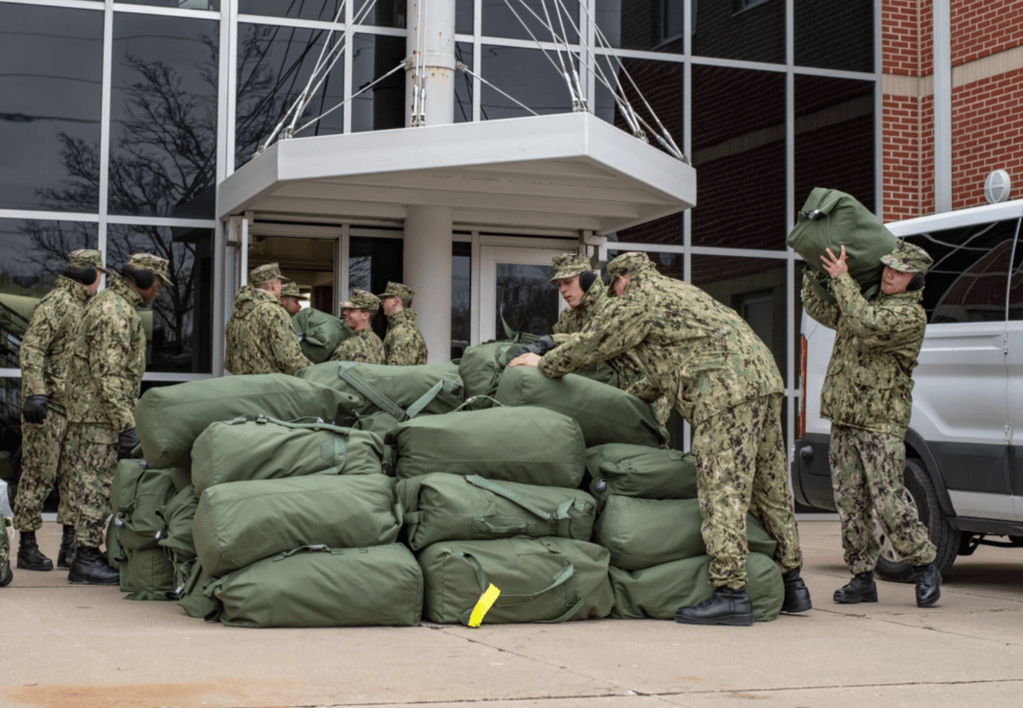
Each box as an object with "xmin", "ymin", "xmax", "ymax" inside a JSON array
[
  {"xmin": 496, "ymin": 265, "xmax": 558, "ymax": 337},
  {"xmin": 23, "ymin": 35, "xmax": 220, "ymax": 370}
]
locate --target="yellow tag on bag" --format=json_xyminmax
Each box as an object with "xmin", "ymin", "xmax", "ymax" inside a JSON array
[{"xmin": 467, "ymin": 583, "xmax": 501, "ymax": 627}]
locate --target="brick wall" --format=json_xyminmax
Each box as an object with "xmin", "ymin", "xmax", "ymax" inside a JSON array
[{"xmin": 881, "ymin": 0, "xmax": 1023, "ymax": 219}]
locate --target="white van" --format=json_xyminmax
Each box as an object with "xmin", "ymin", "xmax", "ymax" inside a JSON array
[{"xmin": 791, "ymin": 199, "xmax": 1023, "ymax": 579}]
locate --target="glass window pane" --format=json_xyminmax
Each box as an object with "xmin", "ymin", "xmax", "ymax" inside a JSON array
[
  {"xmin": 595, "ymin": 0, "xmax": 681, "ymax": 52},
  {"xmin": 236, "ymin": 23, "xmax": 345, "ymax": 168},
  {"xmin": 594, "ymin": 56, "xmax": 683, "ymax": 161},
  {"xmin": 607, "ymin": 214, "xmax": 683, "ymax": 247},
  {"xmin": 107, "ymin": 224, "xmax": 214, "ymax": 374},
  {"xmin": 456, "ymin": 0, "xmax": 473, "ymax": 34},
  {"xmin": 455, "ymin": 42, "xmax": 474, "ymax": 123},
  {"xmin": 1, "ymin": 378, "xmax": 23, "ymax": 452},
  {"xmin": 483, "ymin": 0, "xmax": 579, "ymax": 44},
  {"xmin": 795, "ymin": 1, "xmax": 873, "ymax": 72},
  {"xmin": 495, "ymin": 263, "xmax": 559, "ymax": 337},
  {"xmin": 0, "ymin": 4, "xmax": 103, "ymax": 213},
  {"xmin": 903, "ymin": 221, "xmax": 1017, "ymax": 324},
  {"xmin": 349, "ymin": 235, "xmax": 403, "ymax": 339},
  {"xmin": 0, "ymin": 219, "xmax": 99, "ymax": 370},
  {"xmin": 691, "ymin": 255, "xmax": 788, "ymax": 383},
  {"xmin": 794, "ymin": 76, "xmax": 875, "ymax": 214},
  {"xmin": 1011, "ymin": 232, "xmax": 1023, "ymax": 321},
  {"xmin": 481, "ymin": 46, "xmax": 575, "ymax": 120},
  {"xmin": 691, "ymin": 67, "xmax": 786, "ymax": 249},
  {"xmin": 351, "ymin": 34, "xmax": 406, "ymax": 132},
  {"xmin": 239, "ymin": 1, "xmax": 344, "ymax": 20},
  {"xmin": 452, "ymin": 241, "xmax": 471, "ymax": 357},
  {"xmin": 238, "ymin": 1, "xmax": 406, "ymax": 27},
  {"xmin": 118, "ymin": 1, "xmax": 221, "ymax": 9},
  {"xmin": 110, "ymin": 14, "xmax": 219, "ymax": 218},
  {"xmin": 692, "ymin": 0, "xmax": 784, "ymax": 63}
]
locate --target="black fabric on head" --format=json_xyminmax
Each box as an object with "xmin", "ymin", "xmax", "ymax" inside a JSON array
[
  {"xmin": 579, "ymin": 271, "xmax": 597, "ymax": 292},
  {"xmin": 63, "ymin": 267, "xmax": 97, "ymax": 286},
  {"xmin": 122, "ymin": 264, "xmax": 155, "ymax": 290}
]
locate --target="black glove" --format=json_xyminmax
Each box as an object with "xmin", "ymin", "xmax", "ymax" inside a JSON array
[
  {"xmin": 22, "ymin": 395, "xmax": 48, "ymax": 424},
  {"xmin": 514, "ymin": 335, "xmax": 556, "ymax": 358},
  {"xmin": 117, "ymin": 428, "xmax": 140, "ymax": 460}
]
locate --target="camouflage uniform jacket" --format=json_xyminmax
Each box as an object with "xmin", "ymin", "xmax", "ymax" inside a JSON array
[
  {"xmin": 383, "ymin": 308, "xmax": 428, "ymax": 365},
  {"xmin": 539, "ymin": 266, "xmax": 783, "ymax": 426},
  {"xmin": 19, "ymin": 275, "xmax": 89, "ymax": 413},
  {"xmin": 63, "ymin": 277, "xmax": 146, "ymax": 433},
  {"xmin": 552, "ymin": 277, "xmax": 607, "ymax": 335},
  {"xmin": 225, "ymin": 286, "xmax": 312, "ymax": 375},
  {"xmin": 330, "ymin": 328, "xmax": 385, "ymax": 364},
  {"xmin": 803, "ymin": 270, "xmax": 925, "ymax": 437}
]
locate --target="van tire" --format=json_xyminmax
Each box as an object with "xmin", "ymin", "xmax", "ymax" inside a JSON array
[{"xmin": 873, "ymin": 458, "xmax": 960, "ymax": 582}]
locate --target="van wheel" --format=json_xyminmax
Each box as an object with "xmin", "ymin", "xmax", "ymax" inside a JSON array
[{"xmin": 873, "ymin": 458, "xmax": 960, "ymax": 582}]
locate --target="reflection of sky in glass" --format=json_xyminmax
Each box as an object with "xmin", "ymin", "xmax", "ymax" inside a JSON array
[
  {"xmin": 351, "ymin": 34, "xmax": 406, "ymax": 133},
  {"xmin": 236, "ymin": 23, "xmax": 346, "ymax": 167},
  {"xmin": 110, "ymin": 14, "xmax": 219, "ymax": 217},
  {"xmin": 481, "ymin": 46, "xmax": 574, "ymax": 120},
  {"xmin": 239, "ymin": 1, "xmax": 405, "ymax": 28},
  {"xmin": 483, "ymin": 0, "xmax": 579, "ymax": 44},
  {"xmin": 0, "ymin": 4, "xmax": 103, "ymax": 212}
]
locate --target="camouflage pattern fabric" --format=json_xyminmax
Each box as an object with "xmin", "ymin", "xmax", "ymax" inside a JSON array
[
  {"xmin": 330, "ymin": 328, "xmax": 385, "ymax": 364},
  {"xmin": 225, "ymin": 286, "xmax": 312, "ymax": 375},
  {"xmin": 383, "ymin": 308, "xmax": 428, "ymax": 365},
  {"xmin": 19, "ymin": 276, "xmax": 90, "ymax": 412},
  {"xmin": 802, "ymin": 270, "xmax": 926, "ymax": 437},
  {"xmin": 539, "ymin": 256, "xmax": 784, "ymax": 426},
  {"xmin": 63, "ymin": 423, "xmax": 118, "ymax": 548},
  {"xmin": 552, "ymin": 275, "xmax": 607, "ymax": 335},
  {"xmin": 829, "ymin": 425, "xmax": 936, "ymax": 574},
  {"xmin": 64, "ymin": 276, "xmax": 147, "ymax": 432},
  {"xmin": 692, "ymin": 393, "xmax": 803, "ymax": 589},
  {"xmin": 14, "ymin": 411, "xmax": 74, "ymax": 532},
  {"xmin": 1, "ymin": 517, "xmax": 10, "ymax": 583}
]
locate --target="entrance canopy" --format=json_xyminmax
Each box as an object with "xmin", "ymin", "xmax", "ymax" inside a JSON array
[{"xmin": 218, "ymin": 112, "xmax": 695, "ymax": 234}]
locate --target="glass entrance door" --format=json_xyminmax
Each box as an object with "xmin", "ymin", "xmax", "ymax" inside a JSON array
[{"xmin": 479, "ymin": 245, "xmax": 572, "ymax": 342}]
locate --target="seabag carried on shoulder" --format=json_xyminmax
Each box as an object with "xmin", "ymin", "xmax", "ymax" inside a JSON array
[{"xmin": 292, "ymin": 307, "xmax": 354, "ymax": 364}]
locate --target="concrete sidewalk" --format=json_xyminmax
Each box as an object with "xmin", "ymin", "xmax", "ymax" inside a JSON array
[{"xmin": 2, "ymin": 519, "xmax": 1021, "ymax": 708}]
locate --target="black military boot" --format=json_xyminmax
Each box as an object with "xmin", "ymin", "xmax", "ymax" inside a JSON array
[
  {"xmin": 834, "ymin": 571, "xmax": 878, "ymax": 604},
  {"xmin": 57, "ymin": 525, "xmax": 75, "ymax": 568},
  {"xmin": 68, "ymin": 546, "xmax": 120, "ymax": 585},
  {"xmin": 913, "ymin": 563, "xmax": 941, "ymax": 608},
  {"xmin": 17, "ymin": 530, "xmax": 54, "ymax": 571},
  {"xmin": 675, "ymin": 586, "xmax": 755, "ymax": 626},
  {"xmin": 780, "ymin": 567, "xmax": 813, "ymax": 613},
  {"xmin": 0, "ymin": 563, "xmax": 12, "ymax": 587}
]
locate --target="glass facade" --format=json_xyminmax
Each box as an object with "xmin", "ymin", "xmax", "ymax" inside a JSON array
[{"xmin": 0, "ymin": 0, "xmax": 879, "ymax": 460}]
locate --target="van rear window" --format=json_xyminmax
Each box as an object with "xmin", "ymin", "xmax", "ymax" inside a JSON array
[{"xmin": 902, "ymin": 218, "xmax": 1019, "ymax": 324}]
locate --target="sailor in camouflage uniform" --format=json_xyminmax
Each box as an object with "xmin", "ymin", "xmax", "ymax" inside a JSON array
[
  {"xmin": 808, "ymin": 240, "xmax": 941, "ymax": 608},
  {"xmin": 550, "ymin": 254, "xmax": 607, "ymax": 335},
  {"xmin": 225, "ymin": 263, "xmax": 312, "ymax": 375},
  {"xmin": 511, "ymin": 251, "xmax": 810, "ymax": 625},
  {"xmin": 280, "ymin": 281, "xmax": 308, "ymax": 317},
  {"xmin": 330, "ymin": 290, "xmax": 386, "ymax": 364},
  {"xmin": 63, "ymin": 253, "xmax": 171, "ymax": 584},
  {"xmin": 378, "ymin": 282, "xmax": 428, "ymax": 365},
  {"xmin": 14, "ymin": 250, "xmax": 105, "ymax": 572}
]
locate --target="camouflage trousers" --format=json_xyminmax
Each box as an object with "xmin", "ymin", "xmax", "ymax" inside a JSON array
[
  {"xmin": 63, "ymin": 423, "xmax": 118, "ymax": 549},
  {"xmin": 13, "ymin": 410, "xmax": 75, "ymax": 531},
  {"xmin": 1, "ymin": 518, "xmax": 11, "ymax": 578},
  {"xmin": 829, "ymin": 425, "xmax": 936, "ymax": 574},
  {"xmin": 692, "ymin": 393, "xmax": 803, "ymax": 590}
]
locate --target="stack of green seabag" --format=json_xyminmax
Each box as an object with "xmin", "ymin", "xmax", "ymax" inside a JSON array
[{"xmin": 117, "ymin": 342, "xmax": 783, "ymax": 628}]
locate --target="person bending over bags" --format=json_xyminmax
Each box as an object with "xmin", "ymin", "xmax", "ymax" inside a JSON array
[{"xmin": 510, "ymin": 251, "xmax": 811, "ymax": 626}]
